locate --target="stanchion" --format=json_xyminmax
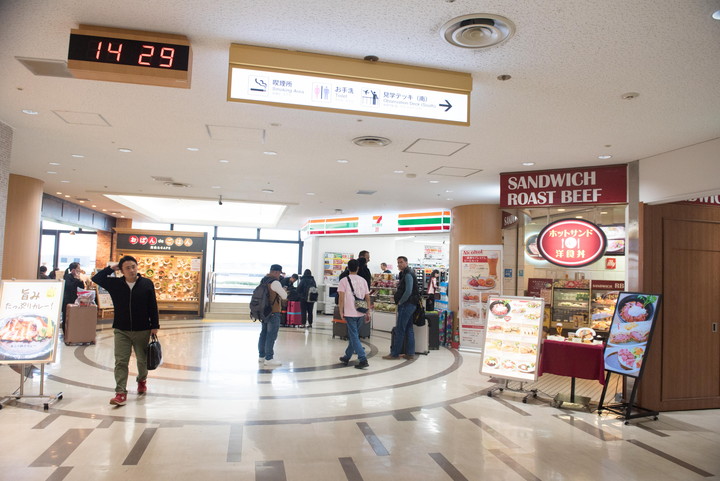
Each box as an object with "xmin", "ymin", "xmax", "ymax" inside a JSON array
[{"xmin": 0, "ymin": 363, "xmax": 63, "ymax": 411}]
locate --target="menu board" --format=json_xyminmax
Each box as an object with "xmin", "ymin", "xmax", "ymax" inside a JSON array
[
  {"xmin": 0, "ymin": 280, "xmax": 63, "ymax": 364},
  {"xmin": 480, "ymin": 295, "xmax": 544, "ymax": 382},
  {"xmin": 603, "ymin": 292, "xmax": 661, "ymax": 378},
  {"xmin": 95, "ymin": 285, "xmax": 114, "ymax": 309},
  {"xmin": 458, "ymin": 245, "xmax": 502, "ymax": 352}
]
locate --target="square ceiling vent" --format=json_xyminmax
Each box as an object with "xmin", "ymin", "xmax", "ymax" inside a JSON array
[
  {"xmin": 53, "ymin": 111, "xmax": 111, "ymax": 126},
  {"xmin": 403, "ymin": 139, "xmax": 469, "ymax": 156},
  {"xmin": 427, "ymin": 166, "xmax": 482, "ymax": 177}
]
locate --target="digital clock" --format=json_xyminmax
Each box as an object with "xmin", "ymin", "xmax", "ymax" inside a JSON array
[{"xmin": 67, "ymin": 25, "xmax": 192, "ymax": 88}]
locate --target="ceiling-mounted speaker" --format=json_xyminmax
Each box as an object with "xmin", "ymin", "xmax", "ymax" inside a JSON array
[{"xmin": 440, "ymin": 14, "xmax": 515, "ymax": 49}]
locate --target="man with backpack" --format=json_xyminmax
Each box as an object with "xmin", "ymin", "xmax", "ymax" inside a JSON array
[
  {"xmin": 255, "ymin": 264, "xmax": 287, "ymax": 366},
  {"xmin": 296, "ymin": 269, "xmax": 318, "ymax": 328},
  {"xmin": 383, "ymin": 256, "xmax": 418, "ymax": 360}
]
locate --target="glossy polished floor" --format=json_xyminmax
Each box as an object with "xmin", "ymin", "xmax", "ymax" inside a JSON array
[{"xmin": 1, "ymin": 316, "xmax": 718, "ymax": 481}]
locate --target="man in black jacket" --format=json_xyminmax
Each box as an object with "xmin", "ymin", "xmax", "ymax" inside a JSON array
[
  {"xmin": 383, "ymin": 256, "xmax": 418, "ymax": 360},
  {"xmin": 92, "ymin": 255, "xmax": 159, "ymax": 406}
]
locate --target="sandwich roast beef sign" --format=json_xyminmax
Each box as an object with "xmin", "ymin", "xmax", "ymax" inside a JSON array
[
  {"xmin": 537, "ymin": 219, "xmax": 607, "ymax": 267},
  {"xmin": 500, "ymin": 164, "xmax": 627, "ymax": 208}
]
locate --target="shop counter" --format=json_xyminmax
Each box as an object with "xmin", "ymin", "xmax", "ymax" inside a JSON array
[{"xmin": 538, "ymin": 339, "xmax": 605, "ymax": 410}]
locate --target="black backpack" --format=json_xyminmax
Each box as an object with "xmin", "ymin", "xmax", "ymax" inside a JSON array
[{"xmin": 249, "ymin": 278, "xmax": 274, "ymax": 321}]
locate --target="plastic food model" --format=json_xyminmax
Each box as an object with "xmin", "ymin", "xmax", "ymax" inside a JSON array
[{"xmin": 135, "ymin": 255, "xmax": 200, "ymax": 302}]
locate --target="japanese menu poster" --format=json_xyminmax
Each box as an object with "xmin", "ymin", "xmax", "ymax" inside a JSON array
[
  {"xmin": 603, "ymin": 292, "xmax": 661, "ymax": 378},
  {"xmin": 480, "ymin": 295, "xmax": 545, "ymax": 382},
  {"xmin": 458, "ymin": 245, "xmax": 502, "ymax": 352},
  {"xmin": 0, "ymin": 280, "xmax": 63, "ymax": 364}
]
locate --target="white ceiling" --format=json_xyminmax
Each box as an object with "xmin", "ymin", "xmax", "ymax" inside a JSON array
[{"xmin": 2, "ymin": 0, "xmax": 720, "ymax": 229}]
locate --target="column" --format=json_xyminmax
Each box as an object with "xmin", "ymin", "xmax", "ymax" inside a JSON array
[{"xmin": 2, "ymin": 174, "xmax": 44, "ymax": 279}]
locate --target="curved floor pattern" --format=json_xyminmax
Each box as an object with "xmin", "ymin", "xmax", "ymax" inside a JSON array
[{"xmin": 1, "ymin": 318, "xmax": 718, "ymax": 481}]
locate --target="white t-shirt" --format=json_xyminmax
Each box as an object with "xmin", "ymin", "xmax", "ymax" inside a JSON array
[{"xmin": 337, "ymin": 274, "xmax": 369, "ymax": 317}]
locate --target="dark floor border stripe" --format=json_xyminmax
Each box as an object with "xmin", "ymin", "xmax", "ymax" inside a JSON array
[
  {"xmin": 553, "ymin": 414, "xmax": 621, "ymax": 441},
  {"xmin": 488, "ymin": 449, "xmax": 542, "ymax": 481},
  {"xmin": 469, "ymin": 418, "xmax": 519, "ymax": 449},
  {"xmin": 33, "ymin": 413, "xmax": 60, "ymax": 429},
  {"xmin": 45, "ymin": 466, "xmax": 73, "ymax": 481},
  {"xmin": 255, "ymin": 460, "xmax": 287, "ymax": 481},
  {"xmin": 444, "ymin": 405, "xmax": 466, "ymax": 419},
  {"xmin": 227, "ymin": 423, "xmax": 243, "ymax": 463},
  {"xmin": 429, "ymin": 452, "xmax": 470, "ymax": 481},
  {"xmin": 357, "ymin": 422, "xmax": 389, "ymax": 456},
  {"xmin": 30, "ymin": 428, "xmax": 94, "ymax": 467},
  {"xmin": 122, "ymin": 427, "xmax": 158, "ymax": 465},
  {"xmin": 96, "ymin": 419, "xmax": 114, "ymax": 429},
  {"xmin": 626, "ymin": 439, "xmax": 714, "ymax": 477},
  {"xmin": 393, "ymin": 410, "xmax": 416, "ymax": 421},
  {"xmin": 636, "ymin": 423, "xmax": 670, "ymax": 437},
  {"xmin": 489, "ymin": 395, "xmax": 533, "ymax": 416},
  {"xmin": 339, "ymin": 457, "xmax": 364, "ymax": 481}
]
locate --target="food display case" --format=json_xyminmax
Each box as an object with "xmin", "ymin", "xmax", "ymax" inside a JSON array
[
  {"xmin": 371, "ymin": 273, "xmax": 397, "ymax": 332},
  {"xmin": 551, "ymin": 279, "xmax": 590, "ymax": 330},
  {"xmin": 590, "ymin": 280, "xmax": 625, "ymax": 332},
  {"xmin": 114, "ymin": 228, "xmax": 207, "ymax": 315}
]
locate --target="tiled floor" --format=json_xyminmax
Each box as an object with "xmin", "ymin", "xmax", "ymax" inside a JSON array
[{"xmin": 1, "ymin": 316, "xmax": 718, "ymax": 480}]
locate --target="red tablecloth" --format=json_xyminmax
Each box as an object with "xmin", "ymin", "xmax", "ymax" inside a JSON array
[{"xmin": 538, "ymin": 339, "xmax": 606, "ymax": 384}]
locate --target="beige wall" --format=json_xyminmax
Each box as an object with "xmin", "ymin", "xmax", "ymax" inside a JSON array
[
  {"xmin": 2, "ymin": 174, "xmax": 43, "ymax": 279},
  {"xmin": 0, "ymin": 121, "xmax": 12, "ymax": 275}
]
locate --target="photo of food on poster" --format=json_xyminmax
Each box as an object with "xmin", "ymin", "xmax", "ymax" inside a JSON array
[
  {"xmin": 0, "ymin": 280, "xmax": 64, "ymax": 364},
  {"xmin": 480, "ymin": 295, "xmax": 545, "ymax": 382},
  {"xmin": 603, "ymin": 292, "xmax": 661, "ymax": 378},
  {"xmin": 458, "ymin": 245, "xmax": 502, "ymax": 352}
]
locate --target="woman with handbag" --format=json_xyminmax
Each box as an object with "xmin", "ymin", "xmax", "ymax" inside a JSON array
[
  {"xmin": 426, "ymin": 269, "xmax": 440, "ymax": 311},
  {"xmin": 337, "ymin": 258, "xmax": 371, "ymax": 369}
]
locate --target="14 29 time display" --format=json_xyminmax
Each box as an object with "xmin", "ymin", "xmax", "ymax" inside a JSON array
[{"xmin": 68, "ymin": 34, "xmax": 190, "ymax": 71}]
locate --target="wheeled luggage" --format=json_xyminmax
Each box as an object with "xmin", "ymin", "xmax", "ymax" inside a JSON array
[
  {"xmin": 285, "ymin": 300, "xmax": 302, "ymax": 326},
  {"xmin": 426, "ymin": 311, "xmax": 440, "ymax": 350},
  {"xmin": 414, "ymin": 322, "xmax": 429, "ymax": 355},
  {"xmin": 332, "ymin": 306, "xmax": 371, "ymax": 339},
  {"xmin": 64, "ymin": 304, "xmax": 97, "ymax": 345}
]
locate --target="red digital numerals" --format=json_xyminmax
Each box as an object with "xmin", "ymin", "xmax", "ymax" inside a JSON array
[
  {"xmin": 94, "ymin": 41, "xmax": 174, "ymax": 68},
  {"xmin": 138, "ymin": 45, "xmax": 175, "ymax": 68}
]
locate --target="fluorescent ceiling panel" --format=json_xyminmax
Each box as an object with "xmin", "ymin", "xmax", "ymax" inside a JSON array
[{"xmin": 105, "ymin": 195, "xmax": 286, "ymax": 228}]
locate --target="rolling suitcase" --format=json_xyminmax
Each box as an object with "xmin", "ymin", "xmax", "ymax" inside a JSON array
[
  {"xmin": 286, "ymin": 300, "xmax": 302, "ymax": 326},
  {"xmin": 64, "ymin": 304, "xmax": 97, "ymax": 345},
  {"xmin": 332, "ymin": 306, "xmax": 348, "ymax": 339},
  {"xmin": 426, "ymin": 312, "xmax": 440, "ymax": 350},
  {"xmin": 414, "ymin": 323, "xmax": 429, "ymax": 355}
]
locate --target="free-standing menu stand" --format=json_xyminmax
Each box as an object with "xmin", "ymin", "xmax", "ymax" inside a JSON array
[
  {"xmin": 597, "ymin": 292, "xmax": 662, "ymax": 424},
  {"xmin": 0, "ymin": 280, "xmax": 65, "ymax": 411}
]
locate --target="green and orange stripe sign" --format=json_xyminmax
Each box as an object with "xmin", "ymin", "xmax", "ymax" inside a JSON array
[{"xmin": 398, "ymin": 211, "xmax": 451, "ymax": 232}]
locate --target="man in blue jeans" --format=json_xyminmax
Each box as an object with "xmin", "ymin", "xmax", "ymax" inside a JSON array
[
  {"xmin": 258, "ymin": 264, "xmax": 287, "ymax": 367},
  {"xmin": 383, "ymin": 256, "xmax": 418, "ymax": 360},
  {"xmin": 337, "ymin": 258, "xmax": 371, "ymax": 369}
]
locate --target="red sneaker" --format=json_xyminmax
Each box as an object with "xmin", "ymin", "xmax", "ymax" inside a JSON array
[
  {"xmin": 137, "ymin": 380, "xmax": 147, "ymax": 394},
  {"xmin": 109, "ymin": 393, "xmax": 127, "ymax": 406}
]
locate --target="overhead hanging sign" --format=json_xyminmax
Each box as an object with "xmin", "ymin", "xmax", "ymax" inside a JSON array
[
  {"xmin": 499, "ymin": 164, "xmax": 627, "ymax": 208},
  {"xmin": 228, "ymin": 44, "xmax": 471, "ymax": 125}
]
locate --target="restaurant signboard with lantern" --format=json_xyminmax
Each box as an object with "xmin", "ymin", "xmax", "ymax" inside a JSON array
[
  {"xmin": 499, "ymin": 164, "xmax": 627, "ymax": 208},
  {"xmin": 536, "ymin": 219, "xmax": 607, "ymax": 268}
]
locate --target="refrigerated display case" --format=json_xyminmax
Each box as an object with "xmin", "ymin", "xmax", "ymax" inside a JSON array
[
  {"xmin": 590, "ymin": 280, "xmax": 625, "ymax": 332},
  {"xmin": 551, "ymin": 279, "xmax": 590, "ymax": 330}
]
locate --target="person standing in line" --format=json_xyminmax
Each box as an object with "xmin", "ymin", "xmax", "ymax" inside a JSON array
[
  {"xmin": 38, "ymin": 266, "xmax": 49, "ymax": 279},
  {"xmin": 383, "ymin": 256, "xmax": 418, "ymax": 360},
  {"xmin": 426, "ymin": 269, "xmax": 440, "ymax": 311},
  {"xmin": 380, "ymin": 263, "xmax": 392, "ymax": 274},
  {"xmin": 258, "ymin": 264, "xmax": 287, "ymax": 367},
  {"xmin": 337, "ymin": 259, "xmax": 371, "ymax": 369},
  {"xmin": 296, "ymin": 269, "xmax": 317, "ymax": 328},
  {"xmin": 357, "ymin": 250, "xmax": 372, "ymax": 288},
  {"xmin": 62, "ymin": 262, "xmax": 85, "ymax": 333},
  {"xmin": 92, "ymin": 256, "xmax": 159, "ymax": 406}
]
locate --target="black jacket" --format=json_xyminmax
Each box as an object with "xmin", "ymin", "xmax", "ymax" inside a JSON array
[
  {"xmin": 394, "ymin": 266, "xmax": 419, "ymax": 305},
  {"xmin": 339, "ymin": 258, "xmax": 371, "ymax": 289},
  {"xmin": 296, "ymin": 274, "xmax": 317, "ymax": 302},
  {"xmin": 92, "ymin": 267, "xmax": 160, "ymax": 331},
  {"xmin": 63, "ymin": 271, "xmax": 85, "ymax": 309}
]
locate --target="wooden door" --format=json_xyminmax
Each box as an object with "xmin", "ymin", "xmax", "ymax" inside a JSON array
[{"xmin": 660, "ymin": 219, "xmax": 720, "ymax": 408}]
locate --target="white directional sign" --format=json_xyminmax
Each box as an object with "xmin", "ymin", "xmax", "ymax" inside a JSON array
[{"xmin": 229, "ymin": 67, "xmax": 470, "ymax": 125}]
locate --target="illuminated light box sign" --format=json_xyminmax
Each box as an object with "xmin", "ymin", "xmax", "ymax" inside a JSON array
[
  {"xmin": 228, "ymin": 44, "xmax": 471, "ymax": 125},
  {"xmin": 67, "ymin": 25, "xmax": 192, "ymax": 88},
  {"xmin": 302, "ymin": 211, "xmax": 451, "ymax": 237},
  {"xmin": 536, "ymin": 219, "xmax": 607, "ymax": 268},
  {"xmin": 499, "ymin": 164, "xmax": 627, "ymax": 208}
]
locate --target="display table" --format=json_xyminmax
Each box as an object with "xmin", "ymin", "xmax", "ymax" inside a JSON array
[{"xmin": 538, "ymin": 339, "xmax": 605, "ymax": 410}]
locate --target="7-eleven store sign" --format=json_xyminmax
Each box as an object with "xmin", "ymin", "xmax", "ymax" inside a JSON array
[{"xmin": 302, "ymin": 210, "xmax": 451, "ymax": 236}]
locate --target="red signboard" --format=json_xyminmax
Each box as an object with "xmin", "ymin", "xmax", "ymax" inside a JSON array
[
  {"xmin": 499, "ymin": 164, "xmax": 627, "ymax": 208},
  {"xmin": 537, "ymin": 219, "xmax": 607, "ymax": 267}
]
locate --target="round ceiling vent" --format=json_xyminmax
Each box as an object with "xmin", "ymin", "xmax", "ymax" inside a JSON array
[
  {"xmin": 352, "ymin": 136, "xmax": 391, "ymax": 147},
  {"xmin": 440, "ymin": 14, "xmax": 515, "ymax": 49}
]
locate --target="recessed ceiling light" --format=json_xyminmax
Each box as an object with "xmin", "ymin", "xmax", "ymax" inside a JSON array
[
  {"xmin": 64, "ymin": 195, "xmax": 71, "ymax": 198},
  {"xmin": 186, "ymin": 147, "xmax": 199, "ymax": 152},
  {"xmin": 22, "ymin": 109, "xmax": 39, "ymax": 115},
  {"xmin": 261, "ymin": 189, "xmax": 274, "ymax": 193},
  {"xmin": 522, "ymin": 162, "xmax": 535, "ymax": 166},
  {"xmin": 598, "ymin": 155, "xmax": 612, "ymax": 160},
  {"xmin": 47, "ymin": 171, "xmax": 57, "ymax": 174},
  {"xmin": 211, "ymin": 185, "xmax": 221, "ymax": 189},
  {"xmin": 91, "ymin": 204, "xmax": 97, "ymax": 208},
  {"xmin": 393, "ymin": 170, "xmax": 404, "ymax": 174},
  {"xmin": 306, "ymin": 192, "xmax": 315, "ymax": 196},
  {"xmin": 575, "ymin": 215, "xmax": 583, "ymax": 219},
  {"xmin": 557, "ymin": 208, "xmax": 566, "ymax": 212},
  {"xmin": 102, "ymin": 209, "xmax": 107, "ymax": 212},
  {"xmin": 429, "ymin": 180, "xmax": 440, "ymax": 184},
  {"xmin": 600, "ymin": 211, "xmax": 608, "ymax": 215},
  {"xmin": 121, "ymin": 215, "xmax": 125, "ymax": 218},
  {"xmin": 79, "ymin": 200, "xmax": 85, "ymax": 203},
  {"xmin": 446, "ymin": 198, "xmax": 454, "ymax": 201},
  {"xmin": 336, "ymin": 159, "xmax": 349, "ymax": 163},
  {"xmin": 61, "ymin": 180, "xmax": 70, "ymax": 183},
  {"xmin": 49, "ymin": 162, "xmax": 61, "ymax": 166},
  {"xmin": 445, "ymin": 190, "xmax": 454, "ymax": 193},
  {"xmin": 713, "ymin": 10, "xmax": 720, "ymax": 20},
  {"xmin": 71, "ymin": 154, "xmax": 85, "ymax": 158},
  {"xmin": 263, "ymin": 151, "xmax": 278, "ymax": 156},
  {"xmin": 118, "ymin": 148, "xmax": 132, "ymax": 153},
  {"xmin": 111, "ymin": 212, "xmax": 119, "ymax": 215},
  {"xmin": 56, "ymin": 192, "xmax": 62, "ymax": 195},
  {"xmin": 219, "ymin": 159, "xmax": 229, "ymax": 163}
]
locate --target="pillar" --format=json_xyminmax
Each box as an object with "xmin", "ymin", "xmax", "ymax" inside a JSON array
[{"xmin": 2, "ymin": 174, "xmax": 44, "ymax": 279}]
